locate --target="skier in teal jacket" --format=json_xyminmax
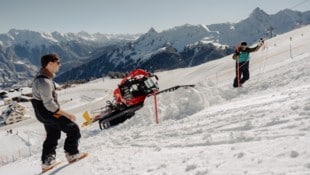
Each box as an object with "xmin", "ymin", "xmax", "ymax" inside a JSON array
[{"xmin": 232, "ymin": 40, "xmax": 263, "ymax": 87}]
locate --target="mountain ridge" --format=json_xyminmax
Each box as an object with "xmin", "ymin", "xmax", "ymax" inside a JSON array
[
  {"xmin": 1, "ymin": 7, "xmax": 309, "ymax": 87},
  {"xmin": 55, "ymin": 8, "xmax": 310, "ymax": 83}
]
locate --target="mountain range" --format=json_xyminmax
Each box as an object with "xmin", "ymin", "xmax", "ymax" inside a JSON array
[
  {"xmin": 0, "ymin": 30, "xmax": 139, "ymax": 88},
  {"xmin": 0, "ymin": 7, "xmax": 309, "ymax": 87}
]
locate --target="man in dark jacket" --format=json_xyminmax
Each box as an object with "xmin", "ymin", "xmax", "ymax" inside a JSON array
[
  {"xmin": 31, "ymin": 54, "xmax": 85, "ymax": 171},
  {"xmin": 232, "ymin": 40, "xmax": 263, "ymax": 88}
]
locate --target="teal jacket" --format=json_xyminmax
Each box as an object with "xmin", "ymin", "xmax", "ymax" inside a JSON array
[{"xmin": 233, "ymin": 45, "xmax": 261, "ymax": 63}]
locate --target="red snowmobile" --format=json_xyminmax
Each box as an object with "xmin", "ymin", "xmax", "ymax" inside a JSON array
[
  {"xmin": 83, "ymin": 69, "xmax": 159, "ymax": 129},
  {"xmin": 82, "ymin": 69, "xmax": 195, "ymax": 129}
]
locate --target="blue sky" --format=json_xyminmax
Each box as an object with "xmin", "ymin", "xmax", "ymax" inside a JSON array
[{"xmin": 0, "ymin": 0, "xmax": 309, "ymax": 34}]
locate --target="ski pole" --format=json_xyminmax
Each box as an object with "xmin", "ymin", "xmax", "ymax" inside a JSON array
[{"xmin": 237, "ymin": 58, "xmax": 241, "ymax": 87}]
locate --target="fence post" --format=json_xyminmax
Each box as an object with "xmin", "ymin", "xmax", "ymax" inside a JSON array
[{"xmin": 290, "ymin": 37, "xmax": 293, "ymax": 58}]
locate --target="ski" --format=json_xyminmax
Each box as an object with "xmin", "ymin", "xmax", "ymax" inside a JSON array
[
  {"xmin": 68, "ymin": 152, "xmax": 88, "ymax": 163},
  {"xmin": 35, "ymin": 153, "xmax": 88, "ymax": 175},
  {"xmin": 37, "ymin": 161, "xmax": 62, "ymax": 174}
]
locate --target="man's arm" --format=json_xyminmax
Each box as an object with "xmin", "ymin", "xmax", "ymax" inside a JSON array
[
  {"xmin": 37, "ymin": 78, "xmax": 60, "ymax": 113},
  {"xmin": 248, "ymin": 39, "xmax": 264, "ymax": 52},
  {"xmin": 248, "ymin": 45, "xmax": 262, "ymax": 52},
  {"xmin": 37, "ymin": 79, "xmax": 76, "ymax": 121},
  {"xmin": 232, "ymin": 53, "xmax": 238, "ymax": 60},
  {"xmin": 232, "ymin": 48, "xmax": 240, "ymax": 60}
]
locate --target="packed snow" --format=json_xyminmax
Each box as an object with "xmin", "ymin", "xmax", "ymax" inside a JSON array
[{"xmin": 0, "ymin": 25, "xmax": 310, "ymax": 175}]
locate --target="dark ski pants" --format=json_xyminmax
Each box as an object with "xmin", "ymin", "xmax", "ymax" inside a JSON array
[
  {"xmin": 42, "ymin": 117, "xmax": 81, "ymax": 162},
  {"xmin": 31, "ymin": 99, "xmax": 81, "ymax": 162},
  {"xmin": 233, "ymin": 61, "xmax": 249, "ymax": 87}
]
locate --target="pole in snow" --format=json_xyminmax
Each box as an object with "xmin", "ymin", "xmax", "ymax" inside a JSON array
[
  {"xmin": 235, "ymin": 44, "xmax": 241, "ymax": 87},
  {"xmin": 153, "ymin": 90, "xmax": 159, "ymax": 124},
  {"xmin": 290, "ymin": 37, "xmax": 293, "ymax": 59}
]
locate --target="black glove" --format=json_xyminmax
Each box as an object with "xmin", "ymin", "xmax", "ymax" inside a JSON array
[{"xmin": 258, "ymin": 38, "xmax": 264, "ymax": 46}]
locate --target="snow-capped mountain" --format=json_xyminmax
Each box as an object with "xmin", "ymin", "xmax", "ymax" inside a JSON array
[
  {"xmin": 0, "ymin": 29, "xmax": 140, "ymax": 49},
  {"xmin": 0, "ymin": 48, "xmax": 37, "ymax": 88},
  {"xmin": 56, "ymin": 8, "xmax": 310, "ymax": 83},
  {"xmin": 0, "ymin": 29, "xmax": 139, "ymax": 88},
  {"xmin": 55, "ymin": 26, "xmax": 232, "ymax": 83},
  {"xmin": 208, "ymin": 8, "xmax": 310, "ymax": 45},
  {"xmin": 1, "ymin": 8, "xmax": 310, "ymax": 87}
]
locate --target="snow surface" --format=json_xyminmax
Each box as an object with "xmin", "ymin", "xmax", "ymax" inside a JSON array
[{"xmin": 0, "ymin": 25, "xmax": 310, "ymax": 175}]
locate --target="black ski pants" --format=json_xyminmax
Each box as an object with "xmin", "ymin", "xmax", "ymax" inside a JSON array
[
  {"xmin": 233, "ymin": 61, "xmax": 249, "ymax": 87},
  {"xmin": 31, "ymin": 99, "xmax": 81, "ymax": 162}
]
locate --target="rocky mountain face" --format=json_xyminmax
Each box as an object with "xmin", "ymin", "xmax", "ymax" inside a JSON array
[
  {"xmin": 56, "ymin": 8, "xmax": 310, "ymax": 83},
  {"xmin": 0, "ymin": 30, "xmax": 139, "ymax": 88},
  {"xmin": 208, "ymin": 8, "xmax": 310, "ymax": 45},
  {"xmin": 1, "ymin": 8, "xmax": 309, "ymax": 87}
]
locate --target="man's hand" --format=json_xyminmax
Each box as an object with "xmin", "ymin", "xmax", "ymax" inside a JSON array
[
  {"xmin": 67, "ymin": 114, "xmax": 77, "ymax": 121},
  {"xmin": 258, "ymin": 38, "xmax": 264, "ymax": 47},
  {"xmin": 55, "ymin": 109, "xmax": 77, "ymax": 121}
]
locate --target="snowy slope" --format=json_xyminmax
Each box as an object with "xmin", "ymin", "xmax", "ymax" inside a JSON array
[{"xmin": 0, "ymin": 25, "xmax": 310, "ymax": 175}]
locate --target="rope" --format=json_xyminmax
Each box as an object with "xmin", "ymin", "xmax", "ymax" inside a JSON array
[
  {"xmin": 290, "ymin": 0, "xmax": 310, "ymax": 10},
  {"xmin": 254, "ymin": 41, "xmax": 268, "ymax": 83},
  {"xmin": 260, "ymin": 42, "xmax": 269, "ymax": 81}
]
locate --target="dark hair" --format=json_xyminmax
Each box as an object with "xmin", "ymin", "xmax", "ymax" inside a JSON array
[
  {"xmin": 241, "ymin": 42, "xmax": 247, "ymax": 46},
  {"xmin": 41, "ymin": 54, "xmax": 60, "ymax": 68}
]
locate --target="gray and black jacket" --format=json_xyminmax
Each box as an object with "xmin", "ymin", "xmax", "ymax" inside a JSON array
[{"xmin": 31, "ymin": 68, "xmax": 60, "ymax": 124}]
